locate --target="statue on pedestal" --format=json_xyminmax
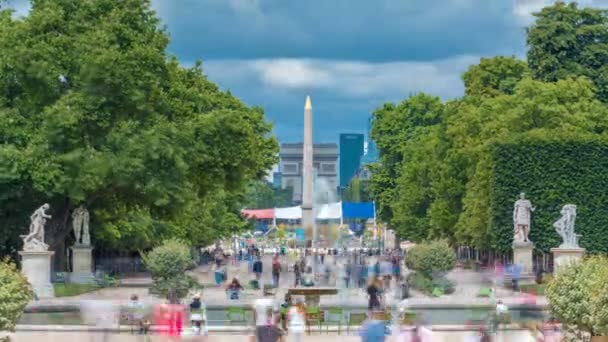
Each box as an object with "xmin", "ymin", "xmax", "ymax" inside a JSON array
[
  {"xmin": 513, "ymin": 193, "xmax": 535, "ymax": 244},
  {"xmin": 554, "ymin": 204, "xmax": 579, "ymax": 248},
  {"xmin": 72, "ymin": 205, "xmax": 90, "ymax": 246},
  {"xmin": 21, "ymin": 203, "xmax": 51, "ymax": 252}
]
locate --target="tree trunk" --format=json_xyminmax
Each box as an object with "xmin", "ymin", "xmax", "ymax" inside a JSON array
[{"xmin": 45, "ymin": 199, "xmax": 74, "ymax": 272}]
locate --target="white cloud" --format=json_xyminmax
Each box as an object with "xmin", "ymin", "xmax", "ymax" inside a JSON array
[
  {"xmin": 204, "ymin": 56, "xmax": 480, "ymax": 100},
  {"xmin": 513, "ymin": 0, "xmax": 608, "ymax": 21},
  {"xmin": 4, "ymin": 0, "xmax": 30, "ymax": 17},
  {"xmin": 252, "ymin": 59, "xmax": 332, "ymax": 89}
]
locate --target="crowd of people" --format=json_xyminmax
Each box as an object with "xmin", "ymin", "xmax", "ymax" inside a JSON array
[{"xmin": 118, "ymin": 244, "xmax": 559, "ymax": 341}]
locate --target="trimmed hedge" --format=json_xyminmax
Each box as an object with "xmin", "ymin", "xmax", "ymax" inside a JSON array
[{"xmin": 489, "ymin": 139, "xmax": 608, "ymax": 253}]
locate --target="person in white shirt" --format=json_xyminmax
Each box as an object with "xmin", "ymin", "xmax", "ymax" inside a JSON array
[
  {"xmin": 496, "ymin": 300, "xmax": 508, "ymax": 315},
  {"xmin": 287, "ymin": 301, "xmax": 305, "ymax": 342}
]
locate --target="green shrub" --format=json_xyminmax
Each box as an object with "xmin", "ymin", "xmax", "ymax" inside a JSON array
[
  {"xmin": 0, "ymin": 258, "xmax": 34, "ymax": 341},
  {"xmin": 142, "ymin": 239, "xmax": 199, "ymax": 303},
  {"xmin": 405, "ymin": 240, "xmax": 456, "ymax": 276},
  {"xmin": 407, "ymin": 272, "xmax": 433, "ymax": 294},
  {"xmin": 546, "ymin": 255, "xmax": 608, "ymax": 337},
  {"xmin": 431, "ymin": 277, "xmax": 455, "ymax": 295},
  {"xmin": 407, "ymin": 271, "xmax": 454, "ymax": 296}
]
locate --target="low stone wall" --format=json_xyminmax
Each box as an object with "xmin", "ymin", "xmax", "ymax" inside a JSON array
[{"xmin": 10, "ymin": 330, "xmax": 561, "ymax": 342}]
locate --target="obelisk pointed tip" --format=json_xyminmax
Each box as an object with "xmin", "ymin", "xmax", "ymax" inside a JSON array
[{"xmin": 304, "ymin": 95, "xmax": 312, "ymax": 110}]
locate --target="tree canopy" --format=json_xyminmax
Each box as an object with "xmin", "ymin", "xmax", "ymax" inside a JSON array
[
  {"xmin": 243, "ymin": 180, "xmax": 293, "ymax": 209},
  {"xmin": 0, "ymin": 0, "xmax": 277, "ymax": 261},
  {"xmin": 370, "ymin": 1, "xmax": 608, "ymax": 250},
  {"xmin": 527, "ymin": 2, "xmax": 608, "ymax": 101}
]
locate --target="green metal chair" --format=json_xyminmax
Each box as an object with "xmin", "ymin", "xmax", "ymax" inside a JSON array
[
  {"xmin": 401, "ymin": 311, "xmax": 418, "ymax": 325},
  {"xmin": 227, "ymin": 307, "xmax": 247, "ymax": 326},
  {"xmin": 324, "ymin": 307, "xmax": 346, "ymax": 334},
  {"xmin": 477, "ymin": 287, "xmax": 492, "ymax": 297},
  {"xmin": 346, "ymin": 312, "xmax": 368, "ymax": 335},
  {"xmin": 305, "ymin": 306, "xmax": 323, "ymax": 335}
]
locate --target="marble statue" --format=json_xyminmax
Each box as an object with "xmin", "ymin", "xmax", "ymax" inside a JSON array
[
  {"xmin": 21, "ymin": 203, "xmax": 51, "ymax": 252},
  {"xmin": 554, "ymin": 204, "xmax": 579, "ymax": 248},
  {"xmin": 72, "ymin": 205, "xmax": 90, "ymax": 246},
  {"xmin": 513, "ymin": 192, "xmax": 535, "ymax": 244}
]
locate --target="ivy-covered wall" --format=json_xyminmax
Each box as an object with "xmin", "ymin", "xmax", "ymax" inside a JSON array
[{"xmin": 489, "ymin": 139, "xmax": 608, "ymax": 253}]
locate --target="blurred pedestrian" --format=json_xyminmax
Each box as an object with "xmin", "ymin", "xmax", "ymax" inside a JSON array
[
  {"xmin": 189, "ymin": 292, "xmax": 207, "ymax": 336},
  {"xmin": 367, "ymin": 278, "xmax": 382, "ymax": 311},
  {"xmin": 272, "ymin": 254, "xmax": 281, "ymax": 287},
  {"xmin": 359, "ymin": 311, "xmax": 389, "ymax": 342},
  {"xmin": 293, "ymin": 262, "xmax": 301, "ymax": 287}
]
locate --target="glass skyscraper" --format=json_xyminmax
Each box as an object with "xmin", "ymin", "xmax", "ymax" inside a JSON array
[{"xmin": 339, "ymin": 133, "xmax": 365, "ymax": 188}]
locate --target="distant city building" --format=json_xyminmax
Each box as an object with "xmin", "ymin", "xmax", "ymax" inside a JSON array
[
  {"xmin": 350, "ymin": 117, "xmax": 379, "ymax": 183},
  {"xmin": 279, "ymin": 143, "xmax": 338, "ymax": 204},
  {"xmin": 361, "ymin": 140, "xmax": 379, "ymax": 165},
  {"xmin": 272, "ymin": 172, "xmax": 283, "ymax": 189},
  {"xmin": 339, "ymin": 133, "xmax": 364, "ymax": 188}
]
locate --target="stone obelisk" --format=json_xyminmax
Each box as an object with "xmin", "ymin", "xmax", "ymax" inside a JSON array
[{"xmin": 302, "ymin": 96, "xmax": 315, "ymax": 246}]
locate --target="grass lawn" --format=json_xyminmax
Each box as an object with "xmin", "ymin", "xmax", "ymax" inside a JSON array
[
  {"xmin": 519, "ymin": 283, "xmax": 546, "ymax": 295},
  {"xmin": 53, "ymin": 283, "xmax": 100, "ymax": 297}
]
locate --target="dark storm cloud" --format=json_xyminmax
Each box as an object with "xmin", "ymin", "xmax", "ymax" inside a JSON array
[
  {"xmin": 10, "ymin": 0, "xmax": 608, "ymax": 142},
  {"xmin": 155, "ymin": 0, "xmax": 526, "ymax": 62}
]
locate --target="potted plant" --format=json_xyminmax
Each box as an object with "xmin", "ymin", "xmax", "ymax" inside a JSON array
[{"xmin": 546, "ymin": 256, "xmax": 608, "ymax": 341}]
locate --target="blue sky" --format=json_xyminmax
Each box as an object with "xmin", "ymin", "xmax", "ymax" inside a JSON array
[{"xmin": 6, "ymin": 0, "xmax": 608, "ymax": 142}]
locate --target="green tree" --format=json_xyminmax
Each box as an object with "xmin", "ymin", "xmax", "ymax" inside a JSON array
[
  {"xmin": 243, "ymin": 180, "xmax": 293, "ymax": 209},
  {"xmin": 527, "ymin": 2, "xmax": 608, "ymax": 101},
  {"xmin": 142, "ymin": 239, "xmax": 198, "ymax": 304},
  {"xmin": 370, "ymin": 93, "xmax": 444, "ymax": 225},
  {"xmin": 0, "ymin": 0, "xmax": 277, "ymax": 264},
  {"xmin": 547, "ymin": 256, "xmax": 608, "ymax": 338},
  {"xmin": 342, "ymin": 178, "xmax": 371, "ymax": 202},
  {"xmin": 462, "ymin": 56, "xmax": 529, "ymax": 97},
  {"xmin": 0, "ymin": 258, "xmax": 34, "ymax": 342},
  {"xmin": 454, "ymin": 77, "xmax": 608, "ymax": 248}
]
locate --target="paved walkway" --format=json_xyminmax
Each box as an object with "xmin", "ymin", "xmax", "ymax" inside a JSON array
[
  {"xmin": 29, "ymin": 255, "xmax": 547, "ymax": 309},
  {"xmin": 9, "ymin": 330, "xmax": 559, "ymax": 342},
  {"xmin": 10, "ymin": 332, "xmax": 360, "ymax": 342}
]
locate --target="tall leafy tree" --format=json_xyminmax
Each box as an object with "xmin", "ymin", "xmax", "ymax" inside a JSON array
[
  {"xmin": 243, "ymin": 180, "xmax": 293, "ymax": 209},
  {"xmin": 454, "ymin": 77, "xmax": 608, "ymax": 248},
  {"xmin": 342, "ymin": 178, "xmax": 371, "ymax": 203},
  {"xmin": 369, "ymin": 93, "xmax": 445, "ymax": 237},
  {"xmin": 0, "ymin": 0, "xmax": 277, "ymax": 265},
  {"xmin": 527, "ymin": 2, "xmax": 608, "ymax": 101},
  {"xmin": 462, "ymin": 56, "xmax": 529, "ymax": 97}
]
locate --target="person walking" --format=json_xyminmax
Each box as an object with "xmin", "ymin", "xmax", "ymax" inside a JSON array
[
  {"xmin": 253, "ymin": 256, "xmax": 263, "ymax": 282},
  {"xmin": 287, "ymin": 300, "xmax": 305, "ymax": 342},
  {"xmin": 272, "ymin": 254, "xmax": 281, "ymax": 287},
  {"xmin": 293, "ymin": 262, "xmax": 301, "ymax": 287},
  {"xmin": 359, "ymin": 311, "xmax": 389, "ymax": 342},
  {"xmin": 126, "ymin": 294, "xmax": 148, "ymax": 334},
  {"xmin": 367, "ymin": 278, "xmax": 382, "ymax": 311},
  {"xmin": 189, "ymin": 293, "xmax": 207, "ymax": 336}
]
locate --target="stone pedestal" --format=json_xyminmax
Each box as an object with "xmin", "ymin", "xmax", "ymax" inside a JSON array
[
  {"xmin": 19, "ymin": 251, "xmax": 55, "ymax": 299},
  {"xmin": 551, "ymin": 247, "xmax": 585, "ymax": 273},
  {"xmin": 70, "ymin": 246, "xmax": 94, "ymax": 284},
  {"xmin": 512, "ymin": 242, "xmax": 534, "ymax": 275}
]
